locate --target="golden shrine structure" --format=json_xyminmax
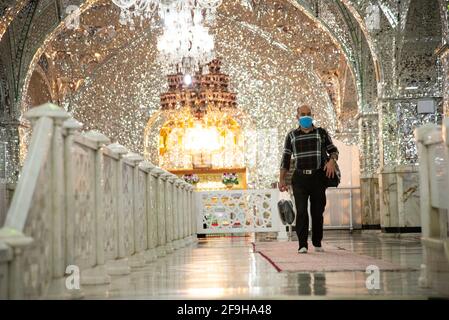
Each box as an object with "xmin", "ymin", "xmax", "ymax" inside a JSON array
[{"xmin": 157, "ymin": 59, "xmax": 246, "ymax": 190}]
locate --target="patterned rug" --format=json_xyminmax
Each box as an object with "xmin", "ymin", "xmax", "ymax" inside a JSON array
[{"xmin": 252, "ymin": 241, "xmax": 417, "ymax": 272}]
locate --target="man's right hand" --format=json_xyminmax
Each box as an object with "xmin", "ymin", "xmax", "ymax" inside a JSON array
[{"xmin": 278, "ymin": 180, "xmax": 288, "ymax": 192}]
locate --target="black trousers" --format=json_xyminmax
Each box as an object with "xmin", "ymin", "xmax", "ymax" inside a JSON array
[{"xmin": 291, "ymin": 169, "xmax": 327, "ymax": 249}]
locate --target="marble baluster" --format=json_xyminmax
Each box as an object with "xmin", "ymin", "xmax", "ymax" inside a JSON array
[
  {"xmin": 190, "ymin": 185, "xmax": 198, "ymax": 244},
  {"xmin": 79, "ymin": 130, "xmax": 111, "ymax": 285},
  {"xmin": 104, "ymin": 143, "xmax": 131, "ymax": 276},
  {"xmin": 169, "ymin": 174, "xmax": 178, "ymax": 250},
  {"xmin": 152, "ymin": 168, "xmax": 167, "ymax": 257},
  {"xmin": 163, "ymin": 172, "xmax": 175, "ymax": 253},
  {"xmin": 124, "ymin": 152, "xmax": 146, "ymax": 269},
  {"xmin": 172, "ymin": 175, "xmax": 182, "ymax": 249},
  {"xmin": 185, "ymin": 184, "xmax": 192, "ymax": 244},
  {"xmin": 183, "ymin": 183, "xmax": 190, "ymax": 244},
  {"xmin": 139, "ymin": 161, "xmax": 157, "ymax": 263},
  {"xmin": 176, "ymin": 179, "xmax": 186, "ymax": 248},
  {"xmin": 185, "ymin": 183, "xmax": 192, "ymax": 245}
]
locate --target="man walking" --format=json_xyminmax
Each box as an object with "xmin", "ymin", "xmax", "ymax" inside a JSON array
[{"xmin": 279, "ymin": 105, "xmax": 339, "ymax": 253}]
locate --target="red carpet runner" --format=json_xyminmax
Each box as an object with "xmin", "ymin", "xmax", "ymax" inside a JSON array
[{"xmin": 252, "ymin": 241, "xmax": 417, "ymax": 272}]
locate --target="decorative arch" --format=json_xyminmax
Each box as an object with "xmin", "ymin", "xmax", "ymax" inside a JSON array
[{"xmin": 16, "ymin": 0, "xmax": 372, "ymax": 117}]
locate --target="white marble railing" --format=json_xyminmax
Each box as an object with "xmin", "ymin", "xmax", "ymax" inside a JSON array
[
  {"xmin": 196, "ymin": 187, "xmax": 361, "ymax": 235},
  {"xmin": 415, "ymin": 118, "xmax": 449, "ymax": 291},
  {"xmin": 196, "ymin": 189, "xmax": 282, "ymax": 234},
  {"xmin": 0, "ymin": 103, "xmax": 197, "ymax": 299}
]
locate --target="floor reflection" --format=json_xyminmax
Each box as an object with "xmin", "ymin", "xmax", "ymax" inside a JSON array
[
  {"xmin": 295, "ymin": 272, "xmax": 327, "ymax": 296},
  {"xmin": 49, "ymin": 231, "xmax": 448, "ymax": 299}
]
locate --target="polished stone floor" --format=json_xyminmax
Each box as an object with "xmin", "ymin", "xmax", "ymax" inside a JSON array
[{"xmin": 59, "ymin": 230, "xmax": 449, "ymax": 299}]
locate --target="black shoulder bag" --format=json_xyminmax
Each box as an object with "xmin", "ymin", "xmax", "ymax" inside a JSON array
[{"xmin": 318, "ymin": 128, "xmax": 341, "ymax": 188}]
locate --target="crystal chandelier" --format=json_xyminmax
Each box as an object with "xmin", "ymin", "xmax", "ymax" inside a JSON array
[
  {"xmin": 156, "ymin": 2, "xmax": 215, "ymax": 74},
  {"xmin": 112, "ymin": 0, "xmax": 222, "ymax": 73}
]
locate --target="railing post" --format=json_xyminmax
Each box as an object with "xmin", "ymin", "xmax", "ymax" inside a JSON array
[
  {"xmin": 152, "ymin": 168, "xmax": 167, "ymax": 257},
  {"xmin": 105, "ymin": 143, "xmax": 131, "ymax": 276},
  {"xmin": 184, "ymin": 183, "xmax": 190, "ymax": 245},
  {"xmin": 177, "ymin": 182, "xmax": 184, "ymax": 246},
  {"xmin": 80, "ymin": 130, "xmax": 111, "ymax": 285},
  {"xmin": 186, "ymin": 185, "xmax": 195, "ymax": 244},
  {"xmin": 186, "ymin": 184, "xmax": 196, "ymax": 244},
  {"xmin": 26, "ymin": 104, "xmax": 71, "ymax": 298},
  {"xmin": 176, "ymin": 179, "xmax": 186, "ymax": 248},
  {"xmin": 139, "ymin": 161, "xmax": 157, "ymax": 263},
  {"xmin": 19, "ymin": 104, "xmax": 70, "ymax": 284},
  {"xmin": 50, "ymin": 111, "xmax": 69, "ymax": 279},
  {"xmin": 188, "ymin": 184, "xmax": 195, "ymax": 244},
  {"xmin": 0, "ymin": 240, "xmax": 12, "ymax": 299},
  {"xmin": 0, "ymin": 230, "xmax": 33, "ymax": 299},
  {"xmin": 124, "ymin": 152, "xmax": 146, "ymax": 269},
  {"xmin": 163, "ymin": 172, "xmax": 175, "ymax": 253},
  {"xmin": 185, "ymin": 183, "xmax": 192, "ymax": 244},
  {"xmin": 58, "ymin": 119, "xmax": 87, "ymax": 297},
  {"xmin": 172, "ymin": 177, "xmax": 181, "ymax": 249},
  {"xmin": 63, "ymin": 118, "xmax": 83, "ymax": 275}
]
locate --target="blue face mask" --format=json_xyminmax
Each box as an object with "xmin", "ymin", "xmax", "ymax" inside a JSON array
[{"xmin": 299, "ymin": 116, "xmax": 313, "ymax": 129}]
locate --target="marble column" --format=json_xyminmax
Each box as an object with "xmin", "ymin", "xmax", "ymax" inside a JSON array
[
  {"xmin": 438, "ymin": 0, "xmax": 449, "ymax": 116},
  {"xmin": 378, "ymin": 164, "xmax": 421, "ymax": 232},
  {"xmin": 358, "ymin": 113, "xmax": 380, "ymax": 228},
  {"xmin": 0, "ymin": 120, "xmax": 22, "ymax": 184},
  {"xmin": 378, "ymin": 96, "xmax": 441, "ymax": 233},
  {"xmin": 441, "ymin": 47, "xmax": 449, "ymax": 117}
]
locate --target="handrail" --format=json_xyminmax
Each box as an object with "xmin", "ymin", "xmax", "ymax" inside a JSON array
[
  {"xmin": 5, "ymin": 117, "xmax": 54, "ymax": 230},
  {"xmin": 0, "ymin": 103, "xmax": 197, "ymax": 299}
]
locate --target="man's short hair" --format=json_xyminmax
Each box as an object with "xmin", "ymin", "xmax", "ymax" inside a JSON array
[{"xmin": 297, "ymin": 105, "xmax": 312, "ymax": 112}]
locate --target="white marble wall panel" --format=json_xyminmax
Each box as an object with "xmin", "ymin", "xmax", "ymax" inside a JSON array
[{"xmin": 196, "ymin": 189, "xmax": 278, "ymax": 234}]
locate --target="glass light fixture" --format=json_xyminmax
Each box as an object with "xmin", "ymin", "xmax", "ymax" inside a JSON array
[
  {"xmin": 184, "ymin": 120, "xmax": 220, "ymax": 153},
  {"xmin": 112, "ymin": 0, "xmax": 222, "ymax": 74}
]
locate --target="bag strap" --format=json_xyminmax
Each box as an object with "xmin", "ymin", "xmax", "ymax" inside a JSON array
[{"xmin": 317, "ymin": 128, "xmax": 329, "ymax": 168}]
